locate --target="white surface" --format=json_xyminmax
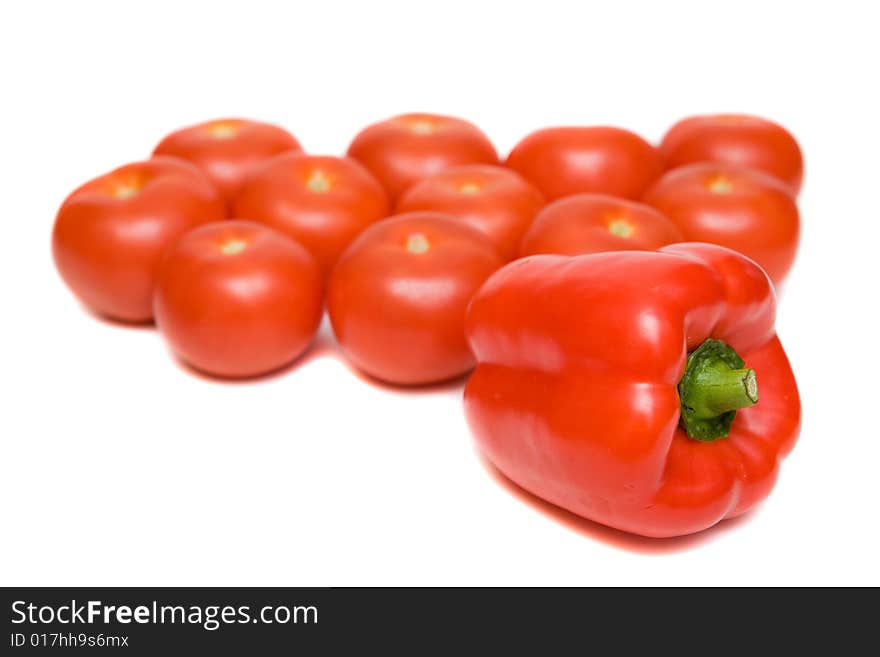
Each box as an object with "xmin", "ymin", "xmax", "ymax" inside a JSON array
[{"xmin": 1, "ymin": 0, "xmax": 878, "ymax": 586}]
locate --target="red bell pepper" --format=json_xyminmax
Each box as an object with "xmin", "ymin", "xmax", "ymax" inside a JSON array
[{"xmin": 464, "ymin": 243, "xmax": 800, "ymax": 538}]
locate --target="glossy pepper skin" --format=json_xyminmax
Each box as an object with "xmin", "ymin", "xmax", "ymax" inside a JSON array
[{"xmin": 464, "ymin": 243, "xmax": 800, "ymax": 538}]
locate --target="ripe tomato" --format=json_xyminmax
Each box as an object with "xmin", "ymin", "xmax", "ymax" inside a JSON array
[
  {"xmin": 643, "ymin": 163, "xmax": 800, "ymax": 285},
  {"xmin": 346, "ymin": 113, "xmax": 498, "ymax": 202},
  {"xmin": 154, "ymin": 221, "xmax": 323, "ymax": 378},
  {"xmin": 395, "ymin": 164, "xmax": 545, "ymax": 261},
  {"xmin": 232, "ymin": 153, "xmax": 390, "ymax": 275},
  {"xmin": 153, "ymin": 118, "xmax": 302, "ymax": 204},
  {"xmin": 52, "ymin": 157, "xmax": 225, "ymax": 323},
  {"xmin": 505, "ymin": 126, "xmax": 664, "ymax": 200},
  {"xmin": 519, "ymin": 193, "xmax": 683, "ymax": 257},
  {"xmin": 660, "ymin": 114, "xmax": 804, "ymax": 193},
  {"xmin": 327, "ymin": 212, "xmax": 503, "ymax": 385}
]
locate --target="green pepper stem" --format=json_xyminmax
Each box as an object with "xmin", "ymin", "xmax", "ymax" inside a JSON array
[
  {"xmin": 678, "ymin": 339, "xmax": 759, "ymax": 441},
  {"xmin": 689, "ymin": 363, "xmax": 757, "ymax": 418}
]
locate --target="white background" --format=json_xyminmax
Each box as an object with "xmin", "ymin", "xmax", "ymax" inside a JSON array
[{"xmin": 2, "ymin": 0, "xmax": 878, "ymax": 586}]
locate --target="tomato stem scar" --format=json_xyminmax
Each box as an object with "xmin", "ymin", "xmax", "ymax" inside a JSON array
[
  {"xmin": 608, "ymin": 219, "xmax": 634, "ymax": 238},
  {"xmin": 406, "ymin": 233, "xmax": 430, "ymax": 254},
  {"xmin": 113, "ymin": 184, "xmax": 141, "ymax": 199},
  {"xmin": 220, "ymin": 239, "xmax": 248, "ymax": 255},
  {"xmin": 208, "ymin": 122, "xmax": 239, "ymax": 139},
  {"xmin": 307, "ymin": 170, "xmax": 331, "ymax": 192},
  {"xmin": 410, "ymin": 120, "xmax": 436, "ymax": 135},
  {"xmin": 708, "ymin": 176, "xmax": 733, "ymax": 194}
]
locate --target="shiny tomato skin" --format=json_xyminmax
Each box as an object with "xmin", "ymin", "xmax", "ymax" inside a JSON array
[
  {"xmin": 660, "ymin": 114, "xmax": 804, "ymax": 193},
  {"xmin": 519, "ymin": 193, "xmax": 683, "ymax": 257},
  {"xmin": 153, "ymin": 118, "xmax": 302, "ymax": 204},
  {"xmin": 52, "ymin": 157, "xmax": 225, "ymax": 323},
  {"xmin": 505, "ymin": 126, "xmax": 664, "ymax": 200},
  {"xmin": 346, "ymin": 113, "xmax": 499, "ymax": 203},
  {"xmin": 643, "ymin": 163, "xmax": 800, "ymax": 285},
  {"xmin": 395, "ymin": 164, "xmax": 545, "ymax": 261},
  {"xmin": 232, "ymin": 153, "xmax": 390, "ymax": 275},
  {"xmin": 327, "ymin": 212, "xmax": 503, "ymax": 385},
  {"xmin": 154, "ymin": 221, "xmax": 323, "ymax": 378}
]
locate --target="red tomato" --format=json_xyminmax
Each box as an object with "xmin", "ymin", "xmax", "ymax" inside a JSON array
[
  {"xmin": 327, "ymin": 213, "xmax": 503, "ymax": 385},
  {"xmin": 395, "ymin": 165, "xmax": 545, "ymax": 261},
  {"xmin": 505, "ymin": 126, "xmax": 664, "ymax": 200},
  {"xmin": 519, "ymin": 193, "xmax": 683, "ymax": 257},
  {"xmin": 346, "ymin": 113, "xmax": 499, "ymax": 202},
  {"xmin": 232, "ymin": 153, "xmax": 390, "ymax": 275},
  {"xmin": 52, "ymin": 157, "xmax": 225, "ymax": 323},
  {"xmin": 643, "ymin": 163, "xmax": 800, "ymax": 285},
  {"xmin": 154, "ymin": 221, "xmax": 323, "ymax": 378},
  {"xmin": 660, "ymin": 114, "xmax": 804, "ymax": 193},
  {"xmin": 153, "ymin": 118, "xmax": 302, "ymax": 204}
]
